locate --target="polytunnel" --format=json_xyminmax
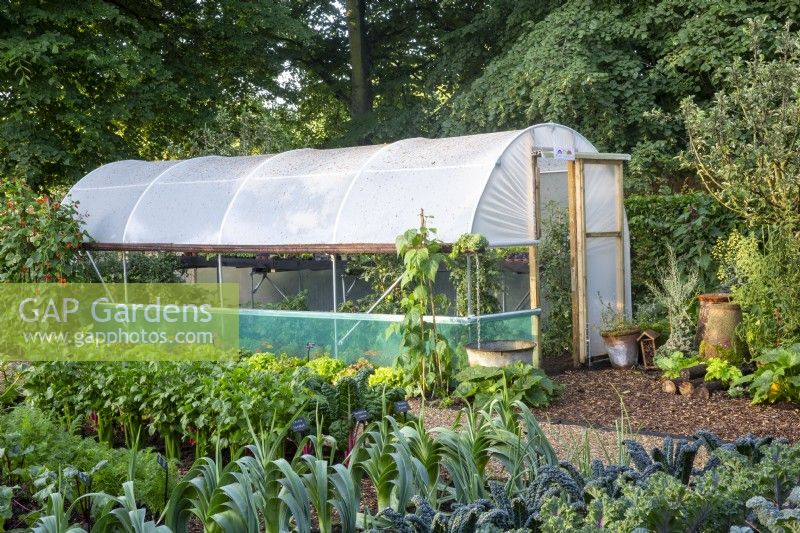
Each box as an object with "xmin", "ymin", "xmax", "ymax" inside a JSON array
[{"xmin": 67, "ymin": 123, "xmax": 631, "ymax": 365}]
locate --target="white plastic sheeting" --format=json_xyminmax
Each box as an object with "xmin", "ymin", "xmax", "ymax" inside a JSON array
[
  {"xmin": 67, "ymin": 122, "xmax": 631, "ymax": 358},
  {"xmin": 68, "ymin": 123, "xmax": 596, "ymax": 248}
]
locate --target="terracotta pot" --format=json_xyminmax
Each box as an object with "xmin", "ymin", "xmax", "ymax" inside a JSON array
[
  {"xmin": 465, "ymin": 339, "xmax": 536, "ymax": 367},
  {"xmin": 601, "ymin": 329, "xmax": 641, "ymax": 368},
  {"xmin": 696, "ymin": 293, "xmax": 732, "ymax": 346},
  {"xmin": 699, "ymin": 298, "xmax": 748, "ymax": 361}
]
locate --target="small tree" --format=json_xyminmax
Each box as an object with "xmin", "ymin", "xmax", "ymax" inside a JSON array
[{"xmin": 682, "ymin": 21, "xmax": 800, "ymax": 231}]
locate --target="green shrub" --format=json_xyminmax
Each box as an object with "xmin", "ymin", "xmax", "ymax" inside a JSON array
[
  {"xmin": 333, "ymin": 358, "xmax": 375, "ymax": 382},
  {"xmin": 0, "ymin": 178, "xmax": 89, "ymax": 282},
  {"xmin": 245, "ymin": 352, "xmax": 305, "ymax": 373},
  {"xmin": 704, "ymin": 358, "xmax": 743, "ymax": 387},
  {"xmin": 21, "ymin": 352, "xmax": 405, "ymax": 458},
  {"xmin": 655, "ymin": 351, "xmax": 701, "ymax": 379},
  {"xmin": 262, "ymin": 289, "xmax": 309, "ymax": 311},
  {"xmin": 305, "ymin": 355, "xmax": 346, "ymax": 381},
  {"xmin": 599, "ymin": 299, "xmax": 640, "ymax": 336},
  {"xmin": 682, "ymin": 24, "xmax": 800, "ymax": 232},
  {"xmin": 0, "ymin": 405, "xmax": 172, "ymax": 514},
  {"xmin": 647, "ymin": 246, "xmax": 700, "ymax": 357},
  {"xmin": 79, "ymin": 250, "xmax": 186, "ymax": 283},
  {"xmin": 626, "ymin": 192, "xmax": 742, "ymax": 308},
  {"xmin": 367, "ymin": 366, "xmax": 405, "ymax": 389},
  {"xmin": 715, "ymin": 227, "xmax": 800, "ymax": 354}
]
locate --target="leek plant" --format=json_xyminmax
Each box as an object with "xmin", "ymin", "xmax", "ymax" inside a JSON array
[
  {"xmin": 275, "ymin": 455, "xmax": 361, "ymax": 533},
  {"xmin": 486, "ymin": 399, "xmax": 557, "ymax": 493},
  {"xmin": 349, "ymin": 415, "xmax": 432, "ymax": 512},
  {"xmin": 165, "ymin": 416, "xmax": 290, "ymax": 533},
  {"xmin": 164, "ymin": 454, "xmax": 228, "ymax": 532},
  {"xmin": 31, "ymin": 493, "xmax": 86, "ymax": 533},
  {"xmin": 92, "ymin": 481, "xmax": 171, "ymax": 532},
  {"xmin": 350, "ymin": 419, "xmax": 396, "ymax": 511},
  {"xmin": 433, "ymin": 405, "xmax": 494, "ymax": 503},
  {"xmin": 397, "ymin": 411, "xmax": 441, "ymax": 502}
]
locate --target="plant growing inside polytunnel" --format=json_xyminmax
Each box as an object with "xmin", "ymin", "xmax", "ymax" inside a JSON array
[{"xmin": 448, "ymin": 233, "xmax": 503, "ymax": 316}]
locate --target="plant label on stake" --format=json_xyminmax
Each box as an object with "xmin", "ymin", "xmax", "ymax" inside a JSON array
[
  {"xmin": 157, "ymin": 454, "xmax": 169, "ymax": 507},
  {"xmin": 345, "ymin": 409, "xmax": 369, "ymax": 463},
  {"xmin": 351, "ymin": 409, "xmax": 369, "ymax": 424},
  {"xmin": 305, "ymin": 342, "xmax": 315, "ymax": 361},
  {"xmin": 291, "ymin": 417, "xmax": 310, "ymax": 435},
  {"xmin": 292, "ymin": 417, "xmax": 313, "ymax": 455},
  {"xmin": 394, "ymin": 399, "xmax": 411, "ymax": 421},
  {"xmin": 394, "ymin": 399, "xmax": 410, "ymax": 413}
]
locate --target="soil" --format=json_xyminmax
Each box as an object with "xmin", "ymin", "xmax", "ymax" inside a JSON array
[
  {"xmin": 534, "ymin": 355, "xmax": 800, "ymax": 443},
  {"xmin": 405, "ymin": 353, "xmax": 800, "ymax": 467}
]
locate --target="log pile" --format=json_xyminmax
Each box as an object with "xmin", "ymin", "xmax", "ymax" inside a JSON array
[{"xmin": 660, "ymin": 363, "xmax": 736, "ymax": 399}]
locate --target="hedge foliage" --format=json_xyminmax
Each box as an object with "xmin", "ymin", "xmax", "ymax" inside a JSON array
[{"xmin": 626, "ymin": 191, "xmax": 742, "ymax": 307}]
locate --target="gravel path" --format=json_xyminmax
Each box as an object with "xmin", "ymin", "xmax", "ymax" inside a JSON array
[{"xmin": 408, "ymin": 398, "xmax": 666, "ymax": 465}]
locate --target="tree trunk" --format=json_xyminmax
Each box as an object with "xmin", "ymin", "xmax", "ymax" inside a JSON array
[
  {"xmin": 345, "ymin": 0, "xmax": 372, "ymax": 129},
  {"xmin": 680, "ymin": 364, "xmax": 707, "ymax": 380},
  {"xmin": 693, "ymin": 380, "xmax": 724, "ymax": 400},
  {"xmin": 679, "ymin": 378, "xmax": 704, "ymax": 396}
]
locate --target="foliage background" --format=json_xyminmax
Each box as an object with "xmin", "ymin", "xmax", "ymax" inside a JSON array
[
  {"xmin": 2, "ymin": 1, "xmax": 799, "ymax": 194},
  {"xmin": 625, "ymin": 192, "xmax": 742, "ymax": 308}
]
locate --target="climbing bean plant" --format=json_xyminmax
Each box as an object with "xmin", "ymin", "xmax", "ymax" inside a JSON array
[
  {"xmin": 389, "ymin": 220, "xmax": 453, "ymax": 398},
  {"xmin": 448, "ymin": 233, "xmax": 502, "ymax": 317},
  {"xmin": 0, "ymin": 178, "xmax": 88, "ymax": 282}
]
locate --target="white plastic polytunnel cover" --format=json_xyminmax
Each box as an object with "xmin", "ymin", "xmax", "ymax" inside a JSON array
[
  {"xmin": 68, "ymin": 123, "xmax": 599, "ymax": 250},
  {"xmin": 67, "ymin": 122, "xmax": 633, "ymax": 359}
]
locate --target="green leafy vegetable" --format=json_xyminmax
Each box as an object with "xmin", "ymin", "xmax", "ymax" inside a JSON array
[
  {"xmin": 704, "ymin": 358, "xmax": 743, "ymax": 386},
  {"xmin": 735, "ymin": 344, "xmax": 800, "ymax": 404},
  {"xmin": 454, "ymin": 363, "xmax": 560, "ymax": 407},
  {"xmin": 655, "ymin": 352, "xmax": 701, "ymax": 379}
]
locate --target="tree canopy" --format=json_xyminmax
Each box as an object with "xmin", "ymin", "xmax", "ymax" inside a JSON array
[{"xmin": 2, "ymin": 0, "xmax": 798, "ymax": 192}]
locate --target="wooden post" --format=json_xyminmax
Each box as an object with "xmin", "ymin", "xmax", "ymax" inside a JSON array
[
  {"xmin": 578, "ymin": 161, "xmax": 588, "ymax": 364},
  {"xmin": 567, "ymin": 159, "xmax": 589, "ymax": 366},
  {"xmin": 529, "ymin": 152, "xmax": 542, "ymax": 367},
  {"xmin": 567, "ymin": 160, "xmax": 580, "ymax": 367},
  {"xmin": 614, "ymin": 162, "xmax": 625, "ymax": 312}
]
